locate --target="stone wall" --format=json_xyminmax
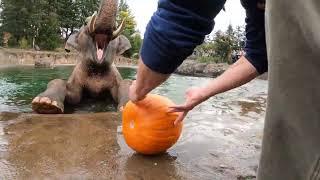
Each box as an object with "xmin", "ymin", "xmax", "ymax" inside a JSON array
[
  {"xmin": 0, "ymin": 48, "xmax": 77, "ymax": 65},
  {"xmin": 0, "ymin": 48, "xmax": 137, "ymax": 66}
]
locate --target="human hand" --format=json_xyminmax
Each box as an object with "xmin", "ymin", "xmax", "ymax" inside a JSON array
[
  {"xmin": 129, "ymin": 80, "xmax": 146, "ymax": 103},
  {"xmin": 168, "ymin": 87, "xmax": 208, "ymax": 125}
]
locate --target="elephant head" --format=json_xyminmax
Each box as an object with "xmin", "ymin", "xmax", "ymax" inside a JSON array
[{"xmin": 65, "ymin": 0, "xmax": 129, "ymax": 65}]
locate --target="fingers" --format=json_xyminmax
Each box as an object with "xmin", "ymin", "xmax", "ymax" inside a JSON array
[
  {"xmin": 129, "ymin": 80, "xmax": 146, "ymax": 103},
  {"xmin": 167, "ymin": 105, "xmax": 188, "ymax": 112},
  {"xmin": 174, "ymin": 111, "xmax": 188, "ymax": 126},
  {"xmin": 128, "ymin": 80, "xmax": 138, "ymax": 102}
]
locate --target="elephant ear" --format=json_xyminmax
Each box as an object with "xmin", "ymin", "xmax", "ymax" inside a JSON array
[
  {"xmin": 65, "ymin": 28, "xmax": 82, "ymax": 52},
  {"xmin": 104, "ymin": 35, "xmax": 131, "ymax": 64},
  {"xmin": 116, "ymin": 35, "xmax": 132, "ymax": 55}
]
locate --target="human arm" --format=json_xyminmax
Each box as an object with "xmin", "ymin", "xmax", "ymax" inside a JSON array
[
  {"xmin": 169, "ymin": 56, "xmax": 259, "ymax": 124},
  {"xmin": 129, "ymin": 59, "xmax": 170, "ymax": 102},
  {"xmin": 169, "ymin": 0, "xmax": 268, "ymax": 124},
  {"xmin": 129, "ymin": 0, "xmax": 226, "ymax": 102}
]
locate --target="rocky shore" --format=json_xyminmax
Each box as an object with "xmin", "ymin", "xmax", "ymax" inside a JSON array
[
  {"xmin": 176, "ymin": 60, "xmax": 268, "ymax": 80},
  {"xmin": 175, "ymin": 60, "xmax": 229, "ymax": 78},
  {"xmin": 0, "ymin": 48, "xmax": 267, "ymax": 80}
]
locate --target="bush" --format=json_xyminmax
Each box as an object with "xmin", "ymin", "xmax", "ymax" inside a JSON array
[
  {"xmin": 38, "ymin": 35, "xmax": 60, "ymax": 51},
  {"xmin": 18, "ymin": 37, "xmax": 29, "ymax": 49},
  {"xmin": 8, "ymin": 37, "xmax": 18, "ymax": 47},
  {"xmin": 36, "ymin": 13, "xmax": 61, "ymax": 51},
  {"xmin": 131, "ymin": 53, "xmax": 139, "ymax": 59},
  {"xmin": 197, "ymin": 56, "xmax": 221, "ymax": 63}
]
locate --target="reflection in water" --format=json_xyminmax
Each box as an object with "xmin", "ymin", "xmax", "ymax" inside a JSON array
[
  {"xmin": 1, "ymin": 113, "xmax": 122, "ymax": 179},
  {"xmin": 0, "ymin": 113, "xmax": 186, "ymax": 179},
  {"xmin": 0, "ymin": 66, "xmax": 136, "ymax": 113},
  {"xmin": 237, "ymin": 97, "xmax": 267, "ymax": 117},
  {"xmin": 123, "ymin": 153, "xmax": 181, "ymax": 180},
  {"xmin": 0, "ymin": 66, "xmax": 268, "ymax": 179}
]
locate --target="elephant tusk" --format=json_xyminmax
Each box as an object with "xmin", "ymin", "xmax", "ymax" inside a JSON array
[
  {"xmin": 88, "ymin": 13, "xmax": 97, "ymax": 33},
  {"xmin": 112, "ymin": 18, "xmax": 126, "ymax": 39}
]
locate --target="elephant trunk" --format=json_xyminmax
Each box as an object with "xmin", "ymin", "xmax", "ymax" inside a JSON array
[{"xmin": 89, "ymin": 0, "xmax": 125, "ymax": 39}]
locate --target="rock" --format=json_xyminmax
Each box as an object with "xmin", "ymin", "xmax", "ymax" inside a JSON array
[
  {"xmin": 209, "ymin": 152, "xmax": 219, "ymax": 158},
  {"xmin": 219, "ymin": 164, "xmax": 228, "ymax": 169},
  {"xmin": 34, "ymin": 45, "xmax": 40, "ymax": 51},
  {"xmin": 175, "ymin": 60, "xmax": 198, "ymax": 75},
  {"xmin": 237, "ymin": 175, "xmax": 256, "ymax": 180},
  {"xmin": 34, "ymin": 58, "xmax": 54, "ymax": 68},
  {"xmin": 194, "ymin": 63, "xmax": 207, "ymax": 73},
  {"xmin": 175, "ymin": 60, "xmax": 228, "ymax": 77},
  {"xmin": 257, "ymin": 72, "xmax": 268, "ymax": 80},
  {"xmin": 222, "ymin": 128, "xmax": 234, "ymax": 136},
  {"xmin": 251, "ymin": 143, "xmax": 261, "ymax": 150},
  {"xmin": 203, "ymin": 63, "xmax": 228, "ymax": 77}
]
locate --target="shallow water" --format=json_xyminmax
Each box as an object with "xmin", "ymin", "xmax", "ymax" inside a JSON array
[
  {"xmin": 0, "ymin": 66, "xmax": 267, "ymax": 179},
  {"xmin": 0, "ymin": 66, "xmax": 137, "ymax": 113}
]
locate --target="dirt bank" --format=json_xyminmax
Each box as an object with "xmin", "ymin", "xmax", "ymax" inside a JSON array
[{"xmin": 0, "ymin": 48, "xmax": 137, "ymax": 67}]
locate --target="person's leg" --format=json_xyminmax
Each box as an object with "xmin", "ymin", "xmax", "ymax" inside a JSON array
[{"xmin": 259, "ymin": 0, "xmax": 320, "ymax": 179}]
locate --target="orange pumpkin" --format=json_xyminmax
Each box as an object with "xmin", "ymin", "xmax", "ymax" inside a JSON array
[{"xmin": 122, "ymin": 94, "xmax": 183, "ymax": 155}]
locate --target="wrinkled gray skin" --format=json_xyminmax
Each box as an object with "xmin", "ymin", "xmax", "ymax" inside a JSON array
[{"xmin": 32, "ymin": 0, "xmax": 132, "ymax": 114}]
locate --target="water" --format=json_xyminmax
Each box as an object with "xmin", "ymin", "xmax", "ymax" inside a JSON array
[
  {"xmin": 0, "ymin": 66, "xmax": 137, "ymax": 113},
  {"xmin": 0, "ymin": 65, "xmax": 268, "ymax": 179}
]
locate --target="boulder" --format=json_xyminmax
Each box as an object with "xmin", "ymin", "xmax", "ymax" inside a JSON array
[
  {"xmin": 34, "ymin": 45, "xmax": 40, "ymax": 51},
  {"xmin": 194, "ymin": 63, "xmax": 207, "ymax": 73},
  {"xmin": 175, "ymin": 60, "xmax": 198, "ymax": 75},
  {"xmin": 175, "ymin": 60, "xmax": 228, "ymax": 77},
  {"xmin": 35, "ymin": 58, "xmax": 54, "ymax": 68},
  {"xmin": 203, "ymin": 63, "xmax": 228, "ymax": 77}
]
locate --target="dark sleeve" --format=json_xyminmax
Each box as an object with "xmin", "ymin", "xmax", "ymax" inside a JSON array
[
  {"xmin": 140, "ymin": 0, "xmax": 226, "ymax": 74},
  {"xmin": 241, "ymin": 0, "xmax": 268, "ymax": 74}
]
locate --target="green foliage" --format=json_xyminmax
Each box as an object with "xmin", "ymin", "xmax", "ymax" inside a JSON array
[
  {"xmin": 129, "ymin": 33, "xmax": 142, "ymax": 58},
  {"xmin": 195, "ymin": 24, "xmax": 245, "ymax": 64},
  {"xmin": 37, "ymin": 15, "xmax": 61, "ymax": 50},
  {"xmin": 117, "ymin": 1, "xmax": 142, "ymax": 57},
  {"xmin": 213, "ymin": 30, "xmax": 234, "ymax": 63},
  {"xmin": 0, "ymin": 0, "xmax": 140, "ymax": 53},
  {"xmin": 195, "ymin": 42, "xmax": 215, "ymax": 57},
  {"xmin": 131, "ymin": 53, "xmax": 139, "ymax": 59},
  {"xmin": 118, "ymin": 0, "xmax": 129, "ymax": 12},
  {"xmin": 0, "ymin": 0, "xmax": 115, "ymax": 51},
  {"xmin": 197, "ymin": 56, "xmax": 220, "ymax": 63},
  {"xmin": 0, "ymin": 0, "xmax": 61, "ymax": 50},
  {"xmin": 18, "ymin": 37, "xmax": 29, "ymax": 49}
]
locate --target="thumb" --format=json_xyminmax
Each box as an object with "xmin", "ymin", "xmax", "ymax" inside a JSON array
[
  {"xmin": 167, "ymin": 104, "xmax": 189, "ymax": 112},
  {"xmin": 174, "ymin": 111, "xmax": 188, "ymax": 126}
]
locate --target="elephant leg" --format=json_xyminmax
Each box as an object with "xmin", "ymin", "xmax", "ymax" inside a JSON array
[
  {"xmin": 115, "ymin": 79, "xmax": 132, "ymax": 111},
  {"xmin": 32, "ymin": 79, "xmax": 66, "ymax": 114},
  {"xmin": 65, "ymin": 82, "xmax": 82, "ymax": 105}
]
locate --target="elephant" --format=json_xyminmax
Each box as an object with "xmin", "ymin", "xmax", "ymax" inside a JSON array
[{"xmin": 31, "ymin": 0, "xmax": 132, "ymax": 114}]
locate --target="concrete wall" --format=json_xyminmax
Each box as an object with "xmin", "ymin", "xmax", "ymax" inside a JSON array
[
  {"xmin": 0, "ymin": 48, "xmax": 137, "ymax": 66},
  {"xmin": 0, "ymin": 48, "xmax": 77, "ymax": 65}
]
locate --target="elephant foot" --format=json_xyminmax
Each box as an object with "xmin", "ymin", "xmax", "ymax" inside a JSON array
[{"xmin": 32, "ymin": 96, "xmax": 64, "ymax": 114}]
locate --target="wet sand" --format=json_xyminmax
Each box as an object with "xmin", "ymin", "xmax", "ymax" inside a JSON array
[{"xmin": 0, "ymin": 108, "xmax": 263, "ymax": 179}]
